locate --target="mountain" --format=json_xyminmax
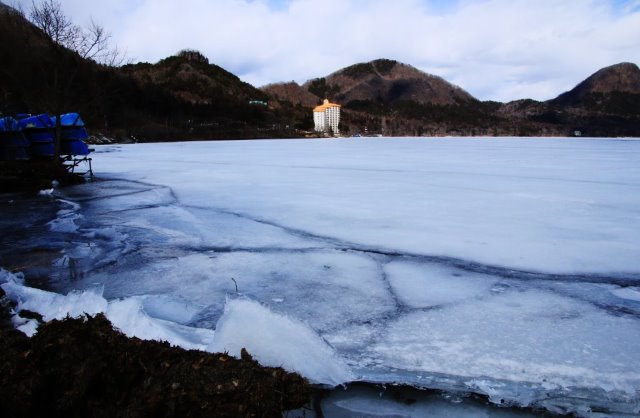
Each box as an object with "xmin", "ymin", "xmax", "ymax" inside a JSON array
[
  {"xmin": 261, "ymin": 82, "xmax": 319, "ymax": 108},
  {"xmin": 121, "ymin": 50, "xmax": 267, "ymax": 105},
  {"xmin": 1, "ymin": 3, "xmax": 638, "ymax": 139},
  {"xmin": 495, "ymin": 63, "xmax": 640, "ymax": 136},
  {"xmin": 551, "ymin": 63, "xmax": 640, "ymax": 107},
  {"xmin": 307, "ymin": 59, "xmax": 474, "ymax": 106},
  {"xmin": 263, "ymin": 59, "xmax": 503, "ymax": 136},
  {"xmin": 263, "ymin": 59, "xmax": 639, "ymax": 137},
  {"xmin": 0, "ymin": 6, "xmax": 295, "ymax": 141},
  {"xmin": 548, "ymin": 62, "xmax": 640, "ymax": 120}
]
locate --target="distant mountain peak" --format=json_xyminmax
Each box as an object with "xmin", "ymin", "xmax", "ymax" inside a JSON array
[
  {"xmin": 580, "ymin": 62, "xmax": 640, "ymax": 94},
  {"xmin": 338, "ymin": 59, "xmax": 400, "ymax": 79},
  {"xmin": 551, "ymin": 62, "xmax": 640, "ymax": 106},
  {"xmin": 301, "ymin": 58, "xmax": 474, "ymax": 107}
]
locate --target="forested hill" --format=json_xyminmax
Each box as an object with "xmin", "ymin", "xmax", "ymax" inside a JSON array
[
  {"xmin": 0, "ymin": 6, "xmax": 308, "ymax": 141},
  {"xmin": 2, "ymin": 2, "xmax": 639, "ymax": 139},
  {"xmin": 264, "ymin": 59, "xmax": 640, "ymax": 137}
]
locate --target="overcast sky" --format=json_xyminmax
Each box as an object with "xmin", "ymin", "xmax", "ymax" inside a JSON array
[{"xmin": 14, "ymin": 0, "xmax": 640, "ymax": 102}]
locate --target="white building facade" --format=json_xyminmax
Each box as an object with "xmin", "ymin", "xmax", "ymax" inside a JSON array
[{"xmin": 313, "ymin": 99, "xmax": 341, "ymax": 135}]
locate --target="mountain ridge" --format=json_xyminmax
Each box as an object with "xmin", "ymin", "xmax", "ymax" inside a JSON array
[
  {"xmin": 261, "ymin": 59, "xmax": 639, "ymax": 137},
  {"xmin": 310, "ymin": 59, "xmax": 475, "ymax": 106},
  {"xmin": 552, "ymin": 62, "xmax": 640, "ymax": 105},
  {"xmin": 1, "ymin": 3, "xmax": 638, "ymax": 139}
]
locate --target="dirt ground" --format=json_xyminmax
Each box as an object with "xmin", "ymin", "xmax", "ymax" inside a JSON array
[
  {"xmin": 0, "ymin": 160, "xmax": 86, "ymax": 192},
  {"xmin": 0, "ymin": 288, "xmax": 312, "ymax": 417}
]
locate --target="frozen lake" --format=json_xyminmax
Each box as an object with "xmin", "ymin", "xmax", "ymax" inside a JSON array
[{"xmin": 2, "ymin": 137, "xmax": 640, "ymax": 416}]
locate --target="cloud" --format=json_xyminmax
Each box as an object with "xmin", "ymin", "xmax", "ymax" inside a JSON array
[{"xmin": 18, "ymin": 0, "xmax": 640, "ymax": 101}]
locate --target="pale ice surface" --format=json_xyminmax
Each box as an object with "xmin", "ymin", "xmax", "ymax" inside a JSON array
[
  {"xmin": 0, "ymin": 269, "xmax": 347, "ymax": 383},
  {"xmin": 210, "ymin": 298, "xmax": 354, "ymax": 385},
  {"xmin": 2, "ymin": 137, "xmax": 640, "ymax": 416}
]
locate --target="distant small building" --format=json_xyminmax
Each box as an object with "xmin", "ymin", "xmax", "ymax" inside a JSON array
[{"xmin": 313, "ymin": 99, "xmax": 341, "ymax": 135}]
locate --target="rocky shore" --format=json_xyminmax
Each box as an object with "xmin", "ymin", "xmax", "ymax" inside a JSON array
[{"xmin": 0, "ymin": 287, "xmax": 312, "ymax": 417}]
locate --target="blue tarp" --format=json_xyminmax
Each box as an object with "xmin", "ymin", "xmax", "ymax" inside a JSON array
[
  {"xmin": 30, "ymin": 142, "xmax": 55, "ymax": 157},
  {"xmin": 51, "ymin": 113, "xmax": 85, "ymax": 127},
  {"xmin": 2, "ymin": 113, "xmax": 91, "ymax": 157},
  {"xmin": 61, "ymin": 127, "xmax": 89, "ymax": 140},
  {"xmin": 0, "ymin": 116, "xmax": 20, "ymax": 133},
  {"xmin": 18, "ymin": 114, "xmax": 54, "ymax": 130},
  {"xmin": 18, "ymin": 114, "xmax": 55, "ymax": 143},
  {"xmin": 56, "ymin": 113, "xmax": 90, "ymax": 145},
  {"xmin": 1, "ymin": 135, "xmax": 30, "ymax": 147},
  {"xmin": 61, "ymin": 140, "xmax": 90, "ymax": 156},
  {"xmin": 23, "ymin": 130, "xmax": 54, "ymax": 143},
  {"xmin": 1, "ymin": 117, "xmax": 30, "ymax": 160}
]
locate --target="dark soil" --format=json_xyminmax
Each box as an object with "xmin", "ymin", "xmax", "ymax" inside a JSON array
[
  {"xmin": 0, "ymin": 293, "xmax": 311, "ymax": 418},
  {"xmin": 0, "ymin": 159, "xmax": 85, "ymax": 193}
]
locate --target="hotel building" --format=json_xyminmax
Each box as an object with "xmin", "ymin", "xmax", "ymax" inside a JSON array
[{"xmin": 313, "ymin": 99, "xmax": 341, "ymax": 135}]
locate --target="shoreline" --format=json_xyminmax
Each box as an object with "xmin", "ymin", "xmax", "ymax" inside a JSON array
[{"xmin": 0, "ymin": 287, "xmax": 312, "ymax": 417}]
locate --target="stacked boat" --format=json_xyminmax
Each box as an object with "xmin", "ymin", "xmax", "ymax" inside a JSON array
[
  {"xmin": 19, "ymin": 113, "xmax": 55, "ymax": 157},
  {"xmin": 53, "ymin": 113, "xmax": 90, "ymax": 156},
  {"xmin": 0, "ymin": 113, "xmax": 91, "ymax": 160},
  {"xmin": 0, "ymin": 116, "xmax": 30, "ymax": 161}
]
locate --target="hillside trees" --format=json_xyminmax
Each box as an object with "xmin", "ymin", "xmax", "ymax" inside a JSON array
[
  {"xmin": 29, "ymin": 0, "xmax": 125, "ymax": 66},
  {"xmin": 22, "ymin": 0, "xmax": 126, "ymax": 156}
]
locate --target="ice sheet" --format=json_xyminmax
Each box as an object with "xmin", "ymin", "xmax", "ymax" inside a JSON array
[
  {"xmin": 320, "ymin": 384, "xmax": 542, "ymax": 417},
  {"xmin": 367, "ymin": 288, "xmax": 640, "ymax": 394},
  {"xmin": 3, "ymin": 137, "xmax": 640, "ymax": 415},
  {"xmin": 0, "ymin": 269, "xmax": 213, "ymax": 350},
  {"xmin": 209, "ymin": 298, "xmax": 354, "ymax": 385},
  {"xmin": 73, "ymin": 250, "xmax": 395, "ymax": 333},
  {"xmin": 0, "ymin": 269, "xmax": 351, "ymax": 385},
  {"xmin": 93, "ymin": 138, "xmax": 640, "ymax": 274},
  {"xmin": 384, "ymin": 261, "xmax": 497, "ymax": 308}
]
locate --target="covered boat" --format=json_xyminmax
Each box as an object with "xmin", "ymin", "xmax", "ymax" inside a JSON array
[
  {"xmin": 61, "ymin": 140, "xmax": 90, "ymax": 156},
  {"xmin": 18, "ymin": 114, "xmax": 55, "ymax": 157},
  {"xmin": 51, "ymin": 113, "xmax": 90, "ymax": 156},
  {"xmin": 18, "ymin": 114, "xmax": 55, "ymax": 142},
  {"xmin": 51, "ymin": 113, "xmax": 89, "ymax": 141},
  {"xmin": 0, "ymin": 116, "xmax": 30, "ymax": 160}
]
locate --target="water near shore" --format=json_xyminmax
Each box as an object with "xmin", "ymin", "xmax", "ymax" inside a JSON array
[{"xmin": 2, "ymin": 137, "xmax": 640, "ymax": 416}]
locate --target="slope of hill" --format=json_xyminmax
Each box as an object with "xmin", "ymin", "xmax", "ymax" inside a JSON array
[
  {"xmin": 264, "ymin": 58, "xmax": 639, "ymax": 137},
  {"xmin": 261, "ymin": 82, "xmax": 319, "ymax": 108},
  {"xmin": 495, "ymin": 63, "xmax": 640, "ymax": 137},
  {"xmin": 0, "ymin": 7, "xmax": 294, "ymax": 141},
  {"xmin": 548, "ymin": 62, "xmax": 640, "ymax": 121},
  {"xmin": 551, "ymin": 63, "xmax": 640, "ymax": 107},
  {"xmin": 269, "ymin": 59, "xmax": 503, "ymax": 136},
  {"xmin": 308, "ymin": 59, "xmax": 474, "ymax": 107},
  {"xmin": 121, "ymin": 50, "xmax": 267, "ymax": 105}
]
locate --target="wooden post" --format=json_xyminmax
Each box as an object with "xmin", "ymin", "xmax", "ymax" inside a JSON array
[{"xmin": 54, "ymin": 111, "xmax": 62, "ymax": 160}]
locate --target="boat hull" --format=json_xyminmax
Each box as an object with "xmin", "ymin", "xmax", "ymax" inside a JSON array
[{"xmin": 61, "ymin": 140, "xmax": 90, "ymax": 156}]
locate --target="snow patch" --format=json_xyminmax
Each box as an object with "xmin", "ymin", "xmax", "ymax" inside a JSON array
[{"xmin": 209, "ymin": 298, "xmax": 354, "ymax": 386}]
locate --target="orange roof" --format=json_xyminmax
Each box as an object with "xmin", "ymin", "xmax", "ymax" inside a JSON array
[{"xmin": 313, "ymin": 98, "xmax": 341, "ymax": 112}]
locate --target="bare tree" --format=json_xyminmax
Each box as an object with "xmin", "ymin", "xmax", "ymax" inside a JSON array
[
  {"xmin": 29, "ymin": 0, "xmax": 125, "ymax": 66},
  {"xmin": 24, "ymin": 0, "xmax": 126, "ymax": 158},
  {"xmin": 29, "ymin": 0, "xmax": 75, "ymax": 44},
  {"xmin": 75, "ymin": 18, "xmax": 126, "ymax": 65}
]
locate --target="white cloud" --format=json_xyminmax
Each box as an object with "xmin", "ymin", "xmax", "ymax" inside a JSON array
[{"xmin": 17, "ymin": 0, "xmax": 640, "ymax": 101}]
